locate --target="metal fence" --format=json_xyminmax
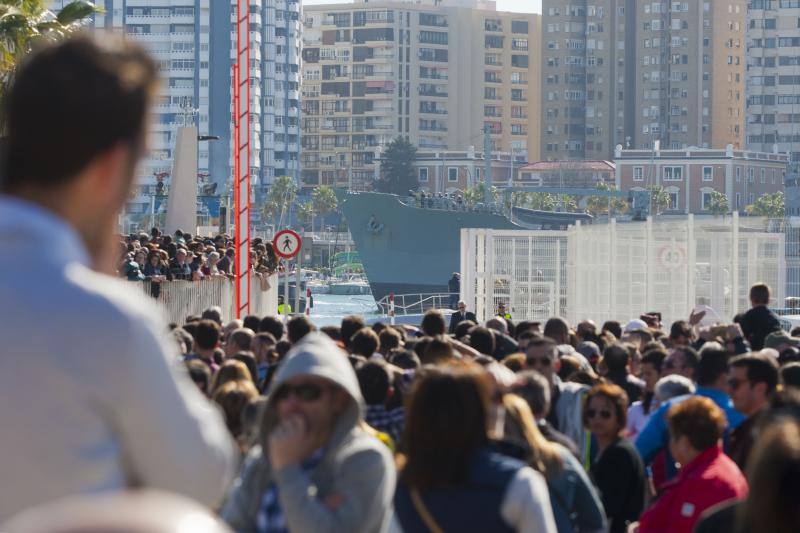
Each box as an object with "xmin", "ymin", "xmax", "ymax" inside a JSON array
[
  {"xmin": 132, "ymin": 274, "xmax": 278, "ymax": 324},
  {"xmin": 462, "ymin": 214, "xmax": 786, "ymax": 327}
]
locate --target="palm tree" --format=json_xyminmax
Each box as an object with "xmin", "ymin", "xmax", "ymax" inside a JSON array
[
  {"xmin": 311, "ymin": 185, "xmax": 337, "ymax": 233},
  {"xmin": 527, "ymin": 192, "xmax": 556, "ymax": 211},
  {"xmin": 261, "ymin": 175, "xmax": 298, "ymax": 229},
  {"xmin": 463, "ymin": 182, "xmax": 498, "ymax": 208},
  {"xmin": 747, "ymin": 192, "xmax": 785, "ymax": 218},
  {"xmin": 585, "ymin": 183, "xmax": 629, "ymax": 217},
  {"xmin": 296, "ymin": 201, "xmax": 314, "ymax": 230},
  {"xmin": 648, "ymin": 185, "xmax": 672, "ymax": 215},
  {"xmin": 1, "ymin": 1, "xmax": 99, "ymax": 107}
]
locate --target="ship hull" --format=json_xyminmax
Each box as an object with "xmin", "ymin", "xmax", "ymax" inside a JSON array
[{"xmin": 339, "ymin": 192, "xmax": 519, "ymax": 302}]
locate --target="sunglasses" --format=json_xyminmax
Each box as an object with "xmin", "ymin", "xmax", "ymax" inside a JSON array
[
  {"xmin": 273, "ymin": 383, "xmax": 326, "ymax": 403},
  {"xmin": 587, "ymin": 409, "xmax": 613, "ymax": 420},
  {"xmin": 526, "ymin": 357, "xmax": 552, "ymax": 367}
]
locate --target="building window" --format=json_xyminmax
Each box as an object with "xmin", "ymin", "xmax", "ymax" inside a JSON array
[
  {"xmin": 702, "ymin": 166, "xmax": 713, "ymax": 181},
  {"xmin": 448, "ymin": 167, "xmax": 458, "ymax": 182},
  {"xmin": 418, "ymin": 168, "xmax": 428, "ymax": 182},
  {"xmin": 736, "ymin": 192, "xmax": 742, "ymax": 208},
  {"xmin": 735, "ymin": 166, "xmax": 741, "ymax": 182},
  {"xmin": 633, "ymin": 166, "xmax": 644, "ymax": 181},
  {"xmin": 702, "ymin": 191, "xmax": 713, "ymax": 210},
  {"xmin": 748, "ymin": 168, "xmax": 755, "ymax": 182},
  {"xmin": 761, "ymin": 169, "xmax": 766, "ymax": 184},
  {"xmin": 663, "ymin": 166, "xmax": 683, "ymax": 181}
]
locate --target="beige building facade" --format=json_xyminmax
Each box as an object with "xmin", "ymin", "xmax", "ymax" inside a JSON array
[{"xmin": 301, "ymin": 0, "xmax": 540, "ymax": 189}]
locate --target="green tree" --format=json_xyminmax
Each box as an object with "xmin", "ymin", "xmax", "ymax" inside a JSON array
[
  {"xmin": 555, "ymin": 194, "xmax": 578, "ymax": 212},
  {"xmin": 747, "ymin": 192, "xmax": 785, "ymax": 218},
  {"xmin": 526, "ymin": 192, "xmax": 556, "ymax": 211},
  {"xmin": 262, "ymin": 175, "xmax": 298, "ymax": 228},
  {"xmin": 463, "ymin": 181, "xmax": 499, "ymax": 208},
  {"xmin": 706, "ymin": 191, "xmax": 730, "ymax": 217},
  {"xmin": 585, "ymin": 183, "xmax": 629, "ymax": 217},
  {"xmin": 296, "ymin": 201, "xmax": 314, "ymax": 229},
  {"xmin": 648, "ymin": 185, "xmax": 672, "ymax": 215},
  {"xmin": 311, "ymin": 185, "xmax": 337, "ymax": 233},
  {"xmin": 1, "ymin": 1, "xmax": 99, "ymax": 114},
  {"xmin": 375, "ymin": 136, "xmax": 418, "ymax": 195}
]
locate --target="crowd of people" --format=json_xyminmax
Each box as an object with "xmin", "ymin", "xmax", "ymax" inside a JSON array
[
  {"xmin": 5, "ymin": 33, "xmax": 800, "ymax": 533},
  {"xmin": 118, "ymin": 228, "xmax": 278, "ymax": 295}
]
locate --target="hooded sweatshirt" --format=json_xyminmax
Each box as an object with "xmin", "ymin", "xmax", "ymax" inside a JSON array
[{"xmin": 221, "ymin": 333, "xmax": 396, "ymax": 532}]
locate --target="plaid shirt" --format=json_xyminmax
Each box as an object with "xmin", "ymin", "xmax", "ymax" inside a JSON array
[
  {"xmin": 256, "ymin": 448, "xmax": 325, "ymax": 533},
  {"xmin": 364, "ymin": 405, "xmax": 405, "ymax": 445}
]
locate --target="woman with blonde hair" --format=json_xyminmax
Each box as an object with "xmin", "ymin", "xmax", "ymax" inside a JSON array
[
  {"xmin": 504, "ymin": 393, "xmax": 607, "ymax": 533},
  {"xmin": 210, "ymin": 359, "xmax": 252, "ymax": 396}
]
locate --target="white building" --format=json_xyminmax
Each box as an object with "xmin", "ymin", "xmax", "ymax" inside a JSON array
[{"xmin": 50, "ymin": 0, "xmax": 301, "ymax": 227}]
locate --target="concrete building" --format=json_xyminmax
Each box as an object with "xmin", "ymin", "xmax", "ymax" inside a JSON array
[
  {"xmin": 541, "ymin": 0, "xmax": 635, "ymax": 161},
  {"xmin": 541, "ymin": 0, "xmax": 746, "ymax": 160},
  {"xmin": 614, "ymin": 144, "xmax": 787, "ymax": 214},
  {"xmin": 633, "ymin": 0, "xmax": 746, "ymax": 151},
  {"xmin": 403, "ymin": 149, "xmax": 522, "ymax": 193},
  {"xmin": 56, "ymin": 0, "xmax": 301, "ymax": 225},
  {"xmin": 300, "ymin": 0, "xmax": 540, "ymax": 190},
  {"xmin": 745, "ymin": 1, "xmax": 800, "ymax": 179}
]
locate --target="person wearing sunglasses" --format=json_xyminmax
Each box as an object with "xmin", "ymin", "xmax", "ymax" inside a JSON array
[
  {"xmin": 584, "ymin": 384, "xmax": 646, "ymax": 533},
  {"xmin": 221, "ymin": 333, "xmax": 395, "ymax": 532}
]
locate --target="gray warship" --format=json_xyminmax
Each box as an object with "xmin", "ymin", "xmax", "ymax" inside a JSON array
[{"xmin": 338, "ymin": 191, "xmax": 592, "ymax": 302}]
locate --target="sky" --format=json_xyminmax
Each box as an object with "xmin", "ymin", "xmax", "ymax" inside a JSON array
[{"xmin": 303, "ymin": 0, "xmax": 541, "ymax": 14}]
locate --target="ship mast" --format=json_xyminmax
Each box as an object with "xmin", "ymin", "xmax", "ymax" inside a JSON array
[{"xmin": 484, "ymin": 125, "xmax": 493, "ymax": 206}]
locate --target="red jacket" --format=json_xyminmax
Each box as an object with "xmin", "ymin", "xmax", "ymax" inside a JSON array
[{"xmin": 639, "ymin": 445, "xmax": 747, "ymax": 533}]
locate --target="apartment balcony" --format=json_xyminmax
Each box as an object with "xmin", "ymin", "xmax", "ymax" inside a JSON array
[
  {"xmin": 353, "ymin": 70, "xmax": 395, "ymax": 80},
  {"xmin": 419, "ymin": 88, "xmax": 448, "ymax": 98},
  {"xmin": 419, "ymin": 108, "xmax": 448, "ymax": 115},
  {"xmin": 419, "ymin": 125, "xmax": 448, "ymax": 132}
]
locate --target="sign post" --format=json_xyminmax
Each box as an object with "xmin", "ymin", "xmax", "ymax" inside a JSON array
[{"xmin": 273, "ymin": 229, "xmax": 302, "ymax": 321}]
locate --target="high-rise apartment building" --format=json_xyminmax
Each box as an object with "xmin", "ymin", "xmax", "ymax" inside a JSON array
[
  {"xmin": 541, "ymin": 0, "xmax": 746, "ymax": 160},
  {"xmin": 53, "ymin": 0, "xmax": 301, "ymax": 219},
  {"xmin": 541, "ymin": 0, "xmax": 635, "ymax": 160},
  {"xmin": 300, "ymin": 0, "xmax": 540, "ymax": 189},
  {"xmin": 746, "ymin": 1, "xmax": 800, "ymax": 170},
  {"xmin": 633, "ymin": 0, "xmax": 745, "ymax": 151}
]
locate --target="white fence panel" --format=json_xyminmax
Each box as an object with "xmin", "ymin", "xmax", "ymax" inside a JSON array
[
  {"xmin": 462, "ymin": 215, "xmax": 785, "ymax": 326},
  {"xmin": 134, "ymin": 274, "xmax": 278, "ymax": 324}
]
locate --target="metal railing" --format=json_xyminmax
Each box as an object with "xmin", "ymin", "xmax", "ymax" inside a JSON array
[{"xmin": 375, "ymin": 292, "xmax": 458, "ymax": 316}]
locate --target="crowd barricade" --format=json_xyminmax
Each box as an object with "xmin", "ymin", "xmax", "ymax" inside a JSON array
[
  {"xmin": 462, "ymin": 213, "xmax": 786, "ymax": 326},
  {"xmin": 134, "ymin": 273, "xmax": 278, "ymax": 324}
]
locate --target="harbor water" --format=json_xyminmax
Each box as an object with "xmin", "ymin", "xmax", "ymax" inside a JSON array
[{"xmin": 306, "ymin": 293, "xmax": 379, "ymax": 326}]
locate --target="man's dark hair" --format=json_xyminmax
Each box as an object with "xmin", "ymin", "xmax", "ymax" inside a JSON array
[
  {"xmin": 468, "ymin": 326, "xmax": 496, "ymax": 356},
  {"xmin": 730, "ymin": 353, "xmax": 779, "ymax": 394},
  {"xmin": 389, "ymin": 349, "xmax": 421, "ymax": 369},
  {"xmin": 670, "ymin": 320, "xmax": 693, "ymax": 341},
  {"xmin": 371, "ymin": 321, "xmax": 387, "ymax": 335},
  {"xmin": 641, "ymin": 349, "xmax": 667, "ymax": 372},
  {"xmin": 420, "ymin": 310, "xmax": 446, "ymax": 337},
  {"xmin": 750, "ymin": 283, "xmax": 771, "ymax": 305},
  {"xmin": 379, "ymin": 327, "xmax": 402, "ymax": 354},
  {"xmin": 341, "ymin": 315, "xmax": 366, "ymax": 349},
  {"xmin": 258, "ymin": 315, "xmax": 284, "ymax": 340},
  {"xmin": 3, "ymin": 35, "xmax": 157, "ymax": 191},
  {"xmin": 780, "ymin": 362, "xmax": 800, "ymax": 389},
  {"xmin": 242, "ymin": 315, "xmax": 261, "ymax": 332},
  {"xmin": 253, "ymin": 331, "xmax": 277, "ymax": 347},
  {"xmin": 357, "ymin": 361, "xmax": 391, "ymax": 405},
  {"xmin": 543, "ymin": 317, "xmax": 569, "ymax": 343},
  {"xmin": 351, "ymin": 327, "xmax": 379, "ymax": 357},
  {"xmin": 287, "ymin": 315, "xmax": 316, "ymax": 344},
  {"xmin": 320, "ymin": 325, "xmax": 342, "ymax": 341},
  {"xmin": 454, "ymin": 320, "xmax": 476, "ymax": 340},
  {"xmin": 601, "ymin": 320, "xmax": 623, "ymax": 340},
  {"xmin": 201, "ymin": 307, "xmax": 223, "ymax": 326},
  {"xmin": 185, "ymin": 360, "xmax": 211, "ymax": 395},
  {"xmin": 194, "ymin": 320, "xmax": 221, "ymax": 351},
  {"xmin": 695, "ymin": 347, "xmax": 730, "ymax": 387},
  {"xmin": 603, "ymin": 343, "xmax": 630, "ymax": 373},
  {"xmin": 275, "ymin": 340, "xmax": 292, "ymax": 361},
  {"xmin": 514, "ymin": 320, "xmax": 541, "ymax": 340}
]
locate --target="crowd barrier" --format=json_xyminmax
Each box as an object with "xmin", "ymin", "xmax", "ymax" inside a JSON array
[
  {"xmin": 133, "ymin": 274, "xmax": 278, "ymax": 324},
  {"xmin": 462, "ymin": 213, "xmax": 786, "ymax": 327}
]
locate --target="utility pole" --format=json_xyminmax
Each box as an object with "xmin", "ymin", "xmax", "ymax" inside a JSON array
[{"xmin": 484, "ymin": 125, "xmax": 493, "ymax": 206}]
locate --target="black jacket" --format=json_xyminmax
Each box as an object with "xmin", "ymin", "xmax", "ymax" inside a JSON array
[
  {"xmin": 739, "ymin": 305, "xmax": 781, "ymax": 350},
  {"xmin": 449, "ymin": 310, "xmax": 477, "ymax": 334}
]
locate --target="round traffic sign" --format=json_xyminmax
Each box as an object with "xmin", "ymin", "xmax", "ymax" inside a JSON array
[{"xmin": 273, "ymin": 229, "xmax": 302, "ymax": 259}]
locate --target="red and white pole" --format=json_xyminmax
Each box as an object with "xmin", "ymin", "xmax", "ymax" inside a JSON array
[
  {"xmin": 389, "ymin": 292, "xmax": 395, "ymax": 326},
  {"xmin": 233, "ymin": 0, "xmax": 251, "ymax": 318}
]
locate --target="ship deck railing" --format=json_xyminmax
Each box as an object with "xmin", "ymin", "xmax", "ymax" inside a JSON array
[
  {"xmin": 399, "ymin": 196, "xmax": 503, "ymax": 215},
  {"xmin": 375, "ymin": 292, "xmax": 458, "ymax": 317}
]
